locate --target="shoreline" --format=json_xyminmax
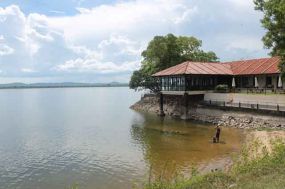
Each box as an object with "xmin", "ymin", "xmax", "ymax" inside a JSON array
[
  {"xmin": 132, "ymin": 95, "xmax": 285, "ymax": 188},
  {"xmin": 0, "ymin": 85, "xmax": 128, "ymax": 90},
  {"xmin": 142, "ymin": 129, "xmax": 285, "ymax": 189},
  {"xmin": 131, "ymin": 95, "xmax": 285, "ymax": 129}
]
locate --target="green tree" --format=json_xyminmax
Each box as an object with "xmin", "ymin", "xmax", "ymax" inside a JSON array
[
  {"xmin": 129, "ymin": 34, "xmax": 219, "ymax": 92},
  {"xmin": 254, "ymin": 0, "xmax": 285, "ymax": 76},
  {"xmin": 129, "ymin": 70, "xmax": 160, "ymax": 93}
]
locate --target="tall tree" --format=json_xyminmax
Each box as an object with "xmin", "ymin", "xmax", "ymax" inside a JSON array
[
  {"xmin": 129, "ymin": 34, "xmax": 219, "ymax": 92},
  {"xmin": 254, "ymin": 0, "xmax": 285, "ymax": 76}
]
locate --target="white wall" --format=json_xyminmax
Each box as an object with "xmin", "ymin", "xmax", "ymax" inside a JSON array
[{"xmin": 204, "ymin": 93, "xmax": 233, "ymax": 102}]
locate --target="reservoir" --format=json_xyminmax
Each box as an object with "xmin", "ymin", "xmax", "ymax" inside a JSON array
[{"xmin": 0, "ymin": 87, "xmax": 242, "ymax": 189}]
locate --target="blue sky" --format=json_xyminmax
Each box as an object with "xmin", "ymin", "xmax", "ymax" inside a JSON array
[
  {"xmin": 0, "ymin": 0, "xmax": 116, "ymax": 16},
  {"xmin": 0, "ymin": 0, "xmax": 269, "ymax": 83}
]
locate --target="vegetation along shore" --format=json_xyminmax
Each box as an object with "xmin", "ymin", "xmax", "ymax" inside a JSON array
[
  {"xmin": 141, "ymin": 130, "xmax": 285, "ymax": 189},
  {"xmin": 130, "ymin": 92, "xmax": 285, "ymax": 189}
]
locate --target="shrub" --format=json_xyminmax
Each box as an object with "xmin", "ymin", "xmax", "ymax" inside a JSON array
[{"xmin": 215, "ymin": 84, "xmax": 228, "ymax": 93}]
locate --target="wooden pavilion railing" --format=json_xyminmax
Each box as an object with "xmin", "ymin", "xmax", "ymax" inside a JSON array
[{"xmin": 232, "ymin": 88, "xmax": 285, "ymax": 94}]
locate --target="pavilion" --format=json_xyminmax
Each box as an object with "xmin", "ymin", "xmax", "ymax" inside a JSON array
[{"xmin": 153, "ymin": 57, "xmax": 284, "ymax": 95}]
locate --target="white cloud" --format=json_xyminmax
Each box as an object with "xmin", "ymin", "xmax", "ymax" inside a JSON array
[
  {"xmin": 45, "ymin": 0, "xmax": 199, "ymax": 74},
  {"xmin": 173, "ymin": 6, "xmax": 198, "ymax": 24},
  {"xmin": 21, "ymin": 68, "xmax": 36, "ymax": 73},
  {"xmin": 0, "ymin": 35, "xmax": 14, "ymax": 56},
  {"xmin": 0, "ymin": 1, "xmax": 197, "ymax": 81},
  {"xmin": 56, "ymin": 34, "xmax": 141, "ymax": 73},
  {"xmin": 227, "ymin": 36, "xmax": 264, "ymax": 51},
  {"xmin": 0, "ymin": 43, "xmax": 14, "ymax": 56},
  {"xmin": 56, "ymin": 58, "xmax": 139, "ymax": 73},
  {"xmin": 0, "ymin": 0, "xmax": 269, "ymax": 82},
  {"xmin": 227, "ymin": 0, "xmax": 254, "ymax": 8},
  {"xmin": 48, "ymin": 0, "xmax": 198, "ymax": 43},
  {"xmin": 49, "ymin": 10, "xmax": 65, "ymax": 15}
]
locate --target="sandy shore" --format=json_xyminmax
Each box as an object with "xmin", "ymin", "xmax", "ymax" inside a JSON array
[{"xmin": 199, "ymin": 130, "xmax": 285, "ymax": 174}]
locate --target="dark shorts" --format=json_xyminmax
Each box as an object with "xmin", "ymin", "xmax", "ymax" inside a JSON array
[{"xmin": 216, "ymin": 133, "xmax": 220, "ymax": 138}]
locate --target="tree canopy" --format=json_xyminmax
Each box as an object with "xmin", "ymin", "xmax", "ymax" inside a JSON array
[
  {"xmin": 254, "ymin": 0, "xmax": 285, "ymax": 76},
  {"xmin": 129, "ymin": 34, "xmax": 219, "ymax": 92}
]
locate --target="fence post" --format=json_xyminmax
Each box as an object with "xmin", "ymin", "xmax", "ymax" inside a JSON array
[
  {"xmin": 257, "ymin": 103, "xmax": 259, "ymax": 110},
  {"xmin": 239, "ymin": 102, "xmax": 241, "ymax": 108},
  {"xmin": 224, "ymin": 101, "xmax": 226, "ymax": 107},
  {"xmin": 265, "ymin": 88, "xmax": 266, "ymax": 95},
  {"xmin": 209, "ymin": 100, "xmax": 211, "ymax": 105},
  {"xmin": 277, "ymin": 104, "xmax": 280, "ymax": 112}
]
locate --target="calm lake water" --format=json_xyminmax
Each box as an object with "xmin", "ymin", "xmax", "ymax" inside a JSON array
[{"xmin": 0, "ymin": 87, "xmax": 243, "ymax": 189}]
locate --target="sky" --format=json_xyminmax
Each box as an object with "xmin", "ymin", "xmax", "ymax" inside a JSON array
[{"xmin": 0, "ymin": 0, "xmax": 269, "ymax": 83}]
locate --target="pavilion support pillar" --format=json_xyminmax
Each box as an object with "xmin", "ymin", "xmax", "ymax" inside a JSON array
[
  {"xmin": 184, "ymin": 92, "xmax": 189, "ymax": 115},
  {"xmin": 180, "ymin": 92, "xmax": 189, "ymax": 120},
  {"xmin": 159, "ymin": 93, "xmax": 165, "ymax": 117}
]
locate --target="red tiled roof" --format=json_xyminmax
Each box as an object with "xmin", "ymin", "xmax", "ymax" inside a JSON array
[
  {"xmin": 226, "ymin": 57, "xmax": 280, "ymax": 75},
  {"xmin": 152, "ymin": 57, "xmax": 280, "ymax": 76}
]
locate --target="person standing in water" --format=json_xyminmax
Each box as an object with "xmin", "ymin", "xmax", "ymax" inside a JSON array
[{"xmin": 215, "ymin": 126, "xmax": 221, "ymax": 143}]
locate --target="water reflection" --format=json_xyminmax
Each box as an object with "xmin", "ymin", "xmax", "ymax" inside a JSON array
[{"xmin": 131, "ymin": 113, "xmax": 243, "ymax": 179}]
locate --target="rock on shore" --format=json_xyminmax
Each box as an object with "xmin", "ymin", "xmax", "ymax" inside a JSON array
[{"xmin": 130, "ymin": 94, "xmax": 181, "ymax": 117}]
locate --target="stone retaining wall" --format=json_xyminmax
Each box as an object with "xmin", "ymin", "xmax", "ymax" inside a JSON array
[
  {"xmin": 130, "ymin": 95, "xmax": 285, "ymax": 129},
  {"xmin": 190, "ymin": 106, "xmax": 285, "ymax": 129}
]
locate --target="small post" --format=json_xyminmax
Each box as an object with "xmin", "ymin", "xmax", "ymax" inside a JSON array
[
  {"xmin": 223, "ymin": 101, "xmax": 226, "ymax": 107},
  {"xmin": 159, "ymin": 92, "xmax": 165, "ymax": 117},
  {"xmin": 257, "ymin": 103, "xmax": 259, "ymax": 110},
  {"xmin": 239, "ymin": 102, "xmax": 241, "ymax": 108},
  {"xmin": 265, "ymin": 87, "xmax": 267, "ymax": 95},
  {"xmin": 209, "ymin": 100, "xmax": 212, "ymax": 105},
  {"xmin": 277, "ymin": 104, "xmax": 280, "ymax": 112}
]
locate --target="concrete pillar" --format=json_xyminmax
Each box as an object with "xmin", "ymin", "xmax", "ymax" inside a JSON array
[
  {"xmin": 184, "ymin": 93, "xmax": 189, "ymax": 116},
  {"xmin": 159, "ymin": 93, "xmax": 165, "ymax": 117}
]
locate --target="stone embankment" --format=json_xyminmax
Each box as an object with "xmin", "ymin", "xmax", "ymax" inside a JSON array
[
  {"xmin": 130, "ymin": 95, "xmax": 285, "ymax": 129},
  {"xmin": 130, "ymin": 94, "xmax": 181, "ymax": 117}
]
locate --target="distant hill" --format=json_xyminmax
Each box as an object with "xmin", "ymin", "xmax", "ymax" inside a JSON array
[{"xmin": 0, "ymin": 82, "xmax": 128, "ymax": 89}]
